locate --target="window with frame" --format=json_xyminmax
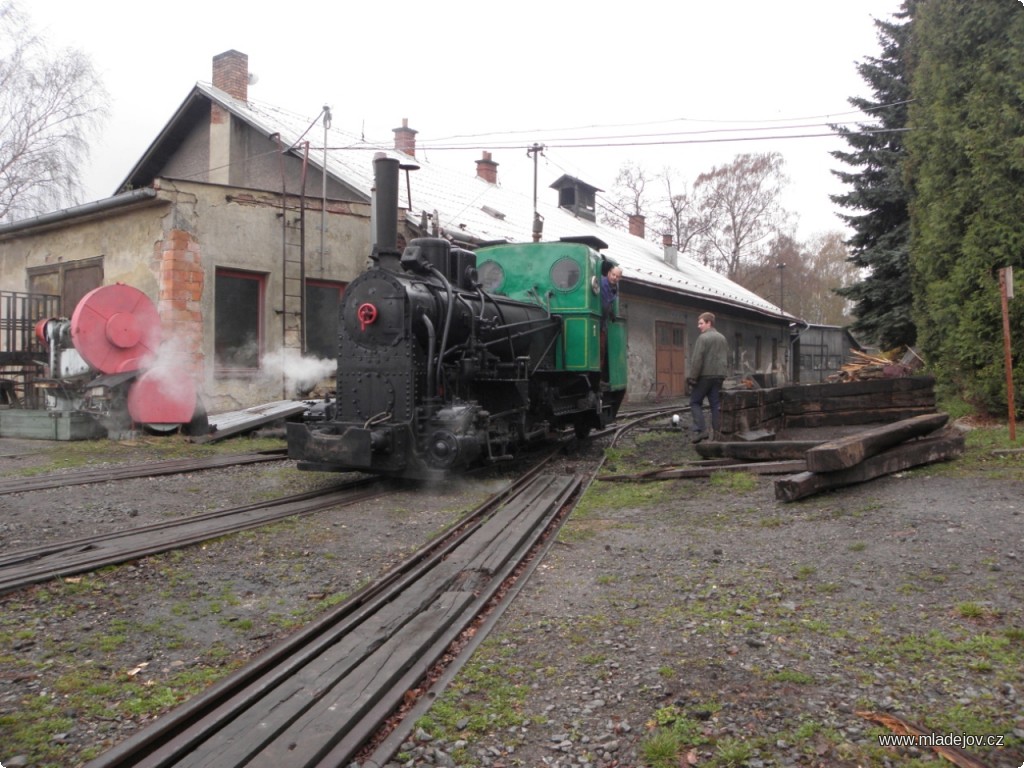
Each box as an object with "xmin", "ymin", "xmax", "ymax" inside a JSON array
[
  {"xmin": 27, "ymin": 256, "xmax": 103, "ymax": 315},
  {"xmin": 215, "ymin": 269, "xmax": 265, "ymax": 374},
  {"xmin": 305, "ymin": 280, "xmax": 346, "ymax": 360}
]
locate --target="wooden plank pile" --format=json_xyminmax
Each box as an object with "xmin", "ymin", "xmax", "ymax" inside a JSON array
[
  {"xmin": 773, "ymin": 413, "xmax": 964, "ymax": 501},
  {"xmin": 719, "ymin": 387, "xmax": 785, "ymax": 435},
  {"xmin": 827, "ymin": 348, "xmax": 914, "ymax": 382},
  {"xmin": 782, "ymin": 375, "xmax": 937, "ymax": 428},
  {"xmin": 720, "ymin": 375, "xmax": 937, "ymax": 437},
  {"xmin": 698, "ymin": 376, "xmax": 964, "ymax": 501}
]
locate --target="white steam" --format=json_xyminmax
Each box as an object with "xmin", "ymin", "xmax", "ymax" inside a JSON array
[
  {"xmin": 262, "ymin": 348, "xmax": 338, "ymax": 397},
  {"xmin": 145, "ymin": 336, "xmax": 199, "ymax": 407}
]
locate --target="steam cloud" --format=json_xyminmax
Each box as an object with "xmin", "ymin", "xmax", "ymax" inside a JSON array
[{"xmin": 261, "ymin": 348, "xmax": 338, "ymax": 397}]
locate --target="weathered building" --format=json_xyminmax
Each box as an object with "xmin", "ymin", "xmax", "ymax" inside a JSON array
[
  {"xmin": 0, "ymin": 49, "xmax": 795, "ymax": 415},
  {"xmin": 793, "ymin": 324, "xmax": 865, "ymax": 384}
]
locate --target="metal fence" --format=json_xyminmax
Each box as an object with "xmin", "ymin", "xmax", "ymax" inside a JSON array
[{"xmin": 0, "ymin": 290, "xmax": 60, "ymax": 360}]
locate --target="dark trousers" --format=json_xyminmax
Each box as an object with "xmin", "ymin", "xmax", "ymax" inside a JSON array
[{"xmin": 690, "ymin": 376, "xmax": 724, "ymax": 434}]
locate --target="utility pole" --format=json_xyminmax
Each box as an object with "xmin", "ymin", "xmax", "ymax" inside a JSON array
[
  {"xmin": 527, "ymin": 143, "xmax": 545, "ymax": 242},
  {"xmin": 320, "ymin": 105, "xmax": 331, "ymax": 274},
  {"xmin": 999, "ymin": 267, "xmax": 1016, "ymax": 441},
  {"xmin": 777, "ymin": 262, "xmax": 786, "ymax": 316},
  {"xmin": 777, "ymin": 262, "xmax": 787, "ymax": 382}
]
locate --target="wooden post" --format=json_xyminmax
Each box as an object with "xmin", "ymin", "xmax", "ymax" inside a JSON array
[{"xmin": 1000, "ymin": 267, "xmax": 1016, "ymax": 441}]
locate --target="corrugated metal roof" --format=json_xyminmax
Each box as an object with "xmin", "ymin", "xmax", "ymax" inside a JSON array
[{"xmin": 194, "ymin": 84, "xmax": 789, "ymax": 320}]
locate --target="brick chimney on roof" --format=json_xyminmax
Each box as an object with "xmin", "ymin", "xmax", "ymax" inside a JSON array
[
  {"xmin": 393, "ymin": 118, "xmax": 417, "ymax": 157},
  {"xmin": 476, "ymin": 151, "xmax": 498, "ymax": 184},
  {"xmin": 209, "ymin": 50, "xmax": 249, "ymax": 186},
  {"xmin": 662, "ymin": 232, "xmax": 678, "ymax": 269},
  {"xmin": 628, "ymin": 213, "xmax": 646, "ymax": 239},
  {"xmin": 212, "ymin": 50, "xmax": 248, "ymax": 101}
]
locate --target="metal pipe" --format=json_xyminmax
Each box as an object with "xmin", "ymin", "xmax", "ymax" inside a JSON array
[{"xmin": 321, "ymin": 106, "xmax": 331, "ymax": 272}]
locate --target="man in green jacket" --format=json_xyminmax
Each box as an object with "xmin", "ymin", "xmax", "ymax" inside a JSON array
[{"xmin": 688, "ymin": 312, "xmax": 729, "ymax": 442}]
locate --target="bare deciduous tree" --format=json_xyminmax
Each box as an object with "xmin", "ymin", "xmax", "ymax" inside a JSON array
[
  {"xmin": 653, "ymin": 168, "xmax": 713, "ymax": 257},
  {"xmin": 693, "ymin": 153, "xmax": 789, "ymax": 278},
  {"xmin": 738, "ymin": 234, "xmax": 804, "ymax": 313},
  {"xmin": 735, "ymin": 232, "xmax": 857, "ymax": 325},
  {"xmin": 599, "ymin": 163, "xmax": 648, "ymax": 231},
  {"xmin": 0, "ymin": 1, "xmax": 108, "ymax": 222},
  {"xmin": 802, "ymin": 232, "xmax": 858, "ymax": 325}
]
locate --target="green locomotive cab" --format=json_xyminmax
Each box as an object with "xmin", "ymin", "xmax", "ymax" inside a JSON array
[{"xmin": 475, "ymin": 236, "xmax": 627, "ymax": 435}]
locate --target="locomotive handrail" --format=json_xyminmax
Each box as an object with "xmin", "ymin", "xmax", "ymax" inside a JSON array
[
  {"xmin": 531, "ymin": 319, "xmax": 563, "ymax": 376},
  {"xmin": 422, "ymin": 311, "xmax": 437, "ymax": 402},
  {"xmin": 363, "ymin": 411, "xmax": 392, "ymax": 428},
  {"xmin": 465, "ymin": 317, "xmax": 560, "ymax": 352},
  {"xmin": 427, "ymin": 265, "xmax": 455, "ymax": 405}
]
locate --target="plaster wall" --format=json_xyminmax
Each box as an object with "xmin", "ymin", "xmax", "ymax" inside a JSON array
[
  {"xmin": 165, "ymin": 179, "xmax": 372, "ymax": 410},
  {"xmin": 161, "ymin": 120, "xmax": 364, "ymax": 203},
  {"xmin": 618, "ymin": 288, "xmax": 789, "ymax": 402},
  {"xmin": 0, "ymin": 179, "xmax": 374, "ymax": 413},
  {"xmin": 0, "ymin": 200, "xmax": 168, "ymax": 301}
]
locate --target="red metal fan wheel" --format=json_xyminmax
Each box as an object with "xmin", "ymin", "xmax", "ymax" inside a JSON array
[{"xmin": 70, "ymin": 284, "xmax": 162, "ymax": 374}]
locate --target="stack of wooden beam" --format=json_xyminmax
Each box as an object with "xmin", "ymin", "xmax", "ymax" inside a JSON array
[
  {"xmin": 694, "ymin": 375, "xmax": 964, "ymax": 501},
  {"xmin": 689, "ymin": 412, "xmax": 964, "ymax": 501},
  {"xmin": 782, "ymin": 376, "xmax": 936, "ymax": 428},
  {"xmin": 772, "ymin": 413, "xmax": 964, "ymax": 501},
  {"xmin": 720, "ymin": 375, "xmax": 937, "ymax": 435}
]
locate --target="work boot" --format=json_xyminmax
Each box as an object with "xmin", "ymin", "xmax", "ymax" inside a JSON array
[{"xmin": 691, "ymin": 431, "xmax": 709, "ymax": 444}]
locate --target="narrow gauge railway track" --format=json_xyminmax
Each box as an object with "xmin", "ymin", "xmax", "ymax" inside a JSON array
[
  {"xmin": 0, "ymin": 450, "xmax": 287, "ymax": 496},
  {"xmin": 0, "ymin": 478, "xmax": 381, "ymax": 595},
  {"xmin": 84, "ymin": 455, "xmax": 584, "ymax": 768}
]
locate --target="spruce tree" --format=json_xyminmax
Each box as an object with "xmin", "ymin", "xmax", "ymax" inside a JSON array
[
  {"xmin": 830, "ymin": 3, "xmax": 914, "ymax": 350},
  {"xmin": 906, "ymin": 0, "xmax": 1024, "ymax": 413}
]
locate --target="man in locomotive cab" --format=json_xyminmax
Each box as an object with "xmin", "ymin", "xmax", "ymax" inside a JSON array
[
  {"xmin": 600, "ymin": 265, "xmax": 622, "ymax": 322},
  {"xmin": 599, "ymin": 264, "xmax": 622, "ymax": 381}
]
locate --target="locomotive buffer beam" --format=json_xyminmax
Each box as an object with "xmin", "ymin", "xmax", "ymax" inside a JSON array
[{"xmin": 287, "ymin": 422, "xmax": 393, "ymax": 471}]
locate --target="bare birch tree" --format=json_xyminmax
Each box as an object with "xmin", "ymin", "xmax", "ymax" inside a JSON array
[
  {"xmin": 0, "ymin": 1, "xmax": 108, "ymax": 222},
  {"xmin": 693, "ymin": 153, "xmax": 789, "ymax": 278},
  {"xmin": 654, "ymin": 168, "xmax": 713, "ymax": 257},
  {"xmin": 599, "ymin": 163, "xmax": 648, "ymax": 231}
]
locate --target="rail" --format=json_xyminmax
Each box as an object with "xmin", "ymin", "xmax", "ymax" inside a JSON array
[{"xmin": 83, "ymin": 454, "xmax": 582, "ymax": 768}]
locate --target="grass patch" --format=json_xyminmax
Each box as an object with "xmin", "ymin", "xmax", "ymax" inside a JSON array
[
  {"xmin": 766, "ymin": 668, "xmax": 815, "ymax": 685},
  {"xmin": 793, "ymin": 564, "xmax": 816, "ymax": 580},
  {"xmin": 11, "ymin": 433, "xmax": 287, "ymax": 478},
  {"xmin": 414, "ymin": 637, "xmax": 538, "ymax": 751},
  {"xmin": 708, "ymin": 471, "xmax": 758, "ymax": 493}
]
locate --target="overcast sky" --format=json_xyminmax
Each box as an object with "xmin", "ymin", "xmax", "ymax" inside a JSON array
[{"xmin": 32, "ymin": 0, "xmax": 903, "ymax": 242}]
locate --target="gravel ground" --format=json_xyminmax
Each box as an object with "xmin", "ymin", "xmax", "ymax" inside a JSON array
[{"xmin": 1, "ymin": 420, "xmax": 1023, "ymax": 768}]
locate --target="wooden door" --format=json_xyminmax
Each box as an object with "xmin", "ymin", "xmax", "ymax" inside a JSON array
[{"xmin": 655, "ymin": 321, "xmax": 686, "ymax": 396}]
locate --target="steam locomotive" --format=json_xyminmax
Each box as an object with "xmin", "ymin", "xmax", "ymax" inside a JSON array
[{"xmin": 286, "ymin": 156, "xmax": 627, "ymax": 479}]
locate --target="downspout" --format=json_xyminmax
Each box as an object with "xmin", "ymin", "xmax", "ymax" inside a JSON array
[
  {"xmin": 300, "ymin": 142, "xmax": 310, "ymax": 354},
  {"xmin": 274, "ymin": 133, "xmax": 287, "ymax": 399}
]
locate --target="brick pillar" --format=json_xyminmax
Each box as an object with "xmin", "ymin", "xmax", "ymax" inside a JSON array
[{"xmin": 156, "ymin": 230, "xmax": 205, "ymax": 376}]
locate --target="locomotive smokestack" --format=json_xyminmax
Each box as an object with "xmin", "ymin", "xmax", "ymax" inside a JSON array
[{"xmin": 372, "ymin": 154, "xmax": 402, "ymax": 270}]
